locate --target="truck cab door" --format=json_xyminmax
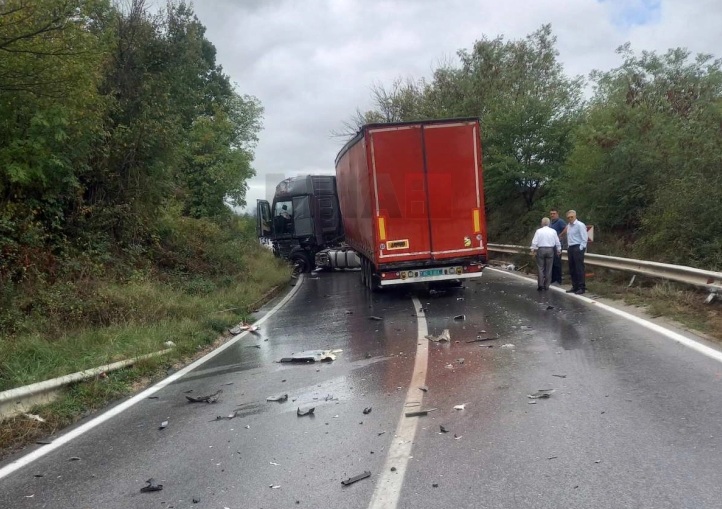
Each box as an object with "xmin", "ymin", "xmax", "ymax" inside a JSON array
[{"xmin": 256, "ymin": 200, "xmax": 272, "ymax": 239}]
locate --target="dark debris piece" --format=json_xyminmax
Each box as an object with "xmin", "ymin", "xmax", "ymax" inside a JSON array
[
  {"xmin": 267, "ymin": 394, "xmax": 289, "ymax": 403},
  {"xmin": 466, "ymin": 337, "xmax": 494, "ymax": 343},
  {"xmin": 341, "ymin": 471, "xmax": 371, "ymax": 486},
  {"xmin": 418, "ymin": 386, "xmax": 429, "ymax": 392},
  {"xmin": 185, "ymin": 390, "xmax": 222, "ymax": 404},
  {"xmin": 453, "ymin": 314, "xmax": 466, "ymax": 321},
  {"xmin": 297, "ymin": 407, "xmax": 315, "ymax": 417},
  {"xmin": 439, "ymin": 425, "xmax": 449, "ymax": 433},
  {"xmin": 140, "ymin": 479, "xmax": 163, "ymax": 493},
  {"xmin": 158, "ymin": 420, "xmax": 168, "ymax": 430},
  {"xmin": 363, "ymin": 407, "xmax": 372, "ymax": 415},
  {"xmin": 369, "ymin": 316, "xmax": 383, "ymax": 321}
]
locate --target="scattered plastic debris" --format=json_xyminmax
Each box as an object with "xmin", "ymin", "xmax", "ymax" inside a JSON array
[
  {"xmin": 419, "ymin": 386, "xmax": 429, "ymax": 392},
  {"xmin": 278, "ymin": 350, "xmax": 339, "ymax": 363},
  {"xmin": 147, "ymin": 396, "xmax": 159, "ymax": 400},
  {"xmin": 68, "ymin": 457, "xmax": 81, "ymax": 461},
  {"xmin": 439, "ymin": 425, "xmax": 449, "ymax": 433},
  {"xmin": 445, "ymin": 363, "xmax": 455, "ymax": 370},
  {"xmin": 453, "ymin": 314, "xmax": 466, "ymax": 321},
  {"xmin": 35, "ymin": 441, "xmax": 52, "ymax": 445},
  {"xmin": 453, "ymin": 404, "xmax": 466, "ymax": 410},
  {"xmin": 270, "ymin": 462, "xmax": 280, "ymax": 466},
  {"xmin": 552, "ymin": 374, "xmax": 567, "ymax": 379},
  {"xmin": 528, "ymin": 389, "xmax": 555, "ymax": 399},
  {"xmin": 457, "ymin": 297, "xmax": 465, "ymax": 301},
  {"xmin": 269, "ymin": 485, "xmax": 281, "ymax": 489},
  {"xmin": 267, "ymin": 394, "xmax": 289, "ymax": 403},
  {"xmin": 500, "ymin": 343, "xmax": 515, "ymax": 349},
  {"xmin": 426, "ymin": 329, "xmax": 450, "ymax": 342},
  {"xmin": 341, "ymin": 471, "xmax": 371, "ymax": 486},
  {"xmin": 378, "ymin": 431, "xmax": 386, "ymax": 436},
  {"xmin": 229, "ymin": 323, "xmax": 260, "ymax": 335},
  {"xmin": 390, "ymin": 467, "xmax": 397, "ymax": 472},
  {"xmin": 164, "ymin": 341, "xmax": 176, "ymax": 348},
  {"xmin": 193, "ymin": 497, "xmax": 200, "ymax": 504},
  {"xmin": 456, "ymin": 358, "xmax": 465, "ymax": 365},
  {"xmin": 186, "ymin": 390, "xmax": 222, "ymax": 404},
  {"xmin": 297, "ymin": 407, "xmax": 315, "ymax": 417},
  {"xmin": 547, "ymin": 456, "xmax": 558, "ymax": 460},
  {"xmin": 369, "ymin": 316, "xmax": 383, "ymax": 321},
  {"xmin": 159, "ymin": 420, "xmax": 168, "ymax": 430},
  {"xmin": 213, "ymin": 411, "xmax": 239, "ymax": 421},
  {"xmin": 454, "ymin": 434, "xmax": 462, "ymax": 440},
  {"xmin": 546, "ymin": 306, "xmax": 555, "ymax": 310},
  {"xmin": 466, "ymin": 336, "xmax": 494, "ymax": 343},
  {"xmin": 432, "ymin": 483, "xmax": 439, "ymax": 488},
  {"xmin": 363, "ymin": 407, "xmax": 372, "ymax": 415},
  {"xmin": 140, "ymin": 479, "xmax": 163, "ymax": 493},
  {"xmin": 24, "ymin": 413, "xmax": 45, "ymax": 423}
]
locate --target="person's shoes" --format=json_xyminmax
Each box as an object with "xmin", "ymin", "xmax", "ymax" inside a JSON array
[
  {"xmin": 575, "ymin": 289, "xmax": 585, "ymax": 295},
  {"xmin": 565, "ymin": 288, "xmax": 577, "ymax": 293}
]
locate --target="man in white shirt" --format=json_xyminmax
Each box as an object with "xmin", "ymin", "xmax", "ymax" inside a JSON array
[
  {"xmin": 530, "ymin": 217, "xmax": 562, "ymax": 291},
  {"xmin": 564, "ymin": 209, "xmax": 589, "ymax": 295}
]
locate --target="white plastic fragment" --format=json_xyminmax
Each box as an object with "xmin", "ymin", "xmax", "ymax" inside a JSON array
[{"xmin": 453, "ymin": 404, "xmax": 466, "ymax": 410}]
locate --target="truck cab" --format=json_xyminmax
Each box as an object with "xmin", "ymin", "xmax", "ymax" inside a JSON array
[{"xmin": 256, "ymin": 175, "xmax": 343, "ymax": 272}]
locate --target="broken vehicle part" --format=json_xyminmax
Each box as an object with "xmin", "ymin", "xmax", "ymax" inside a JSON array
[
  {"xmin": 278, "ymin": 350, "xmax": 338, "ymax": 363},
  {"xmin": 369, "ymin": 316, "xmax": 383, "ymax": 321},
  {"xmin": 425, "ymin": 329, "xmax": 450, "ymax": 342},
  {"xmin": 185, "ymin": 390, "xmax": 222, "ymax": 404},
  {"xmin": 453, "ymin": 314, "xmax": 466, "ymax": 321},
  {"xmin": 466, "ymin": 336, "xmax": 495, "ymax": 343},
  {"xmin": 404, "ymin": 408, "xmax": 437, "ymax": 417},
  {"xmin": 418, "ymin": 386, "xmax": 429, "ymax": 392},
  {"xmin": 140, "ymin": 479, "xmax": 163, "ymax": 493},
  {"xmin": 158, "ymin": 421, "xmax": 168, "ymax": 430},
  {"xmin": 341, "ymin": 471, "xmax": 371, "ymax": 486},
  {"xmin": 439, "ymin": 425, "xmax": 449, "ymax": 433},
  {"xmin": 297, "ymin": 407, "xmax": 315, "ymax": 417},
  {"xmin": 363, "ymin": 407, "xmax": 372, "ymax": 415},
  {"xmin": 453, "ymin": 404, "xmax": 466, "ymax": 410},
  {"xmin": 528, "ymin": 389, "xmax": 555, "ymax": 399},
  {"xmin": 266, "ymin": 394, "xmax": 289, "ymax": 403}
]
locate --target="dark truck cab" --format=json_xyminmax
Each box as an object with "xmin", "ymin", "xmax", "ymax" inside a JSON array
[{"xmin": 256, "ymin": 175, "xmax": 343, "ymax": 272}]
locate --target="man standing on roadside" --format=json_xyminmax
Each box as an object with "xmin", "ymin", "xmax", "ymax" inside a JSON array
[
  {"xmin": 565, "ymin": 210, "xmax": 588, "ymax": 295},
  {"xmin": 530, "ymin": 217, "xmax": 562, "ymax": 291},
  {"xmin": 549, "ymin": 208, "xmax": 566, "ymax": 285}
]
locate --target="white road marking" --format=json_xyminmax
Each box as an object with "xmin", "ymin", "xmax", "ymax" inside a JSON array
[
  {"xmin": 0, "ymin": 278, "xmax": 304, "ymax": 480},
  {"xmin": 367, "ymin": 297, "xmax": 429, "ymax": 509},
  {"xmin": 489, "ymin": 268, "xmax": 722, "ymax": 364}
]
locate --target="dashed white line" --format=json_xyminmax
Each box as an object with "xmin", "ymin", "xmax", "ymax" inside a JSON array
[{"xmin": 367, "ymin": 297, "xmax": 429, "ymax": 509}]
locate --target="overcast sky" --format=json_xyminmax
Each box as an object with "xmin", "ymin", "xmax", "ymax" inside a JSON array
[{"xmin": 185, "ymin": 0, "xmax": 722, "ymax": 210}]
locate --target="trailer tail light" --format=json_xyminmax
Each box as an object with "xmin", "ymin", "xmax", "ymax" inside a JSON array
[
  {"xmin": 472, "ymin": 209, "xmax": 481, "ymax": 233},
  {"xmin": 381, "ymin": 271, "xmax": 400, "ymax": 281},
  {"xmin": 463, "ymin": 264, "xmax": 483, "ymax": 273}
]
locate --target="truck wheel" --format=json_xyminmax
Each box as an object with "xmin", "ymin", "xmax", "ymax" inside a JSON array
[{"xmin": 291, "ymin": 252, "xmax": 312, "ymax": 273}]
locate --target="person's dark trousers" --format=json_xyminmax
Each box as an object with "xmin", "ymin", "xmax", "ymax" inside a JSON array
[
  {"xmin": 551, "ymin": 251, "xmax": 562, "ymax": 284},
  {"xmin": 535, "ymin": 247, "xmax": 554, "ymax": 289},
  {"xmin": 567, "ymin": 244, "xmax": 586, "ymax": 291}
]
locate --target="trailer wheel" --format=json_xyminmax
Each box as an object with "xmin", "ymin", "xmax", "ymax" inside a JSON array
[{"xmin": 291, "ymin": 252, "xmax": 312, "ymax": 273}]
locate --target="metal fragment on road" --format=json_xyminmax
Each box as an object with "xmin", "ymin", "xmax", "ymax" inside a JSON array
[
  {"xmin": 426, "ymin": 329, "xmax": 450, "ymax": 342},
  {"xmin": 500, "ymin": 343, "xmax": 515, "ymax": 349},
  {"xmin": 453, "ymin": 404, "xmax": 466, "ymax": 410},
  {"xmin": 269, "ymin": 485, "xmax": 281, "ymax": 489},
  {"xmin": 266, "ymin": 394, "xmax": 289, "ymax": 403},
  {"xmin": 453, "ymin": 314, "xmax": 466, "ymax": 321},
  {"xmin": 418, "ymin": 385, "xmax": 429, "ymax": 392},
  {"xmin": 439, "ymin": 425, "xmax": 449, "ymax": 433},
  {"xmin": 528, "ymin": 389, "xmax": 555, "ymax": 399},
  {"xmin": 158, "ymin": 420, "xmax": 168, "ymax": 430},
  {"xmin": 278, "ymin": 350, "xmax": 338, "ymax": 363},
  {"xmin": 405, "ymin": 408, "xmax": 437, "ymax": 417},
  {"xmin": 185, "ymin": 390, "xmax": 222, "ymax": 404},
  {"xmin": 68, "ymin": 457, "xmax": 81, "ymax": 461},
  {"xmin": 363, "ymin": 407, "xmax": 372, "ymax": 415},
  {"xmin": 552, "ymin": 374, "xmax": 567, "ymax": 378},
  {"xmin": 369, "ymin": 316, "xmax": 383, "ymax": 321},
  {"xmin": 297, "ymin": 407, "xmax": 315, "ymax": 417},
  {"xmin": 466, "ymin": 336, "xmax": 494, "ymax": 343},
  {"xmin": 140, "ymin": 479, "xmax": 163, "ymax": 493},
  {"xmin": 341, "ymin": 471, "xmax": 371, "ymax": 486}
]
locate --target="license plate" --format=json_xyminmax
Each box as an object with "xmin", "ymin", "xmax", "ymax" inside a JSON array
[{"xmin": 420, "ymin": 269, "xmax": 443, "ymax": 277}]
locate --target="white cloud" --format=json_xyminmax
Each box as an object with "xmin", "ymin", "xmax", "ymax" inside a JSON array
[{"xmin": 186, "ymin": 0, "xmax": 722, "ymax": 209}]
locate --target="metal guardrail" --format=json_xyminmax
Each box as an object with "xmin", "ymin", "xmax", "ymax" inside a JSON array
[{"xmin": 487, "ymin": 243, "xmax": 722, "ymax": 294}]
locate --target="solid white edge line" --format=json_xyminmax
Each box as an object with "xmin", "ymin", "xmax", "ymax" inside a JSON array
[
  {"xmin": 488, "ymin": 267, "xmax": 722, "ymax": 364},
  {"xmin": 367, "ymin": 297, "xmax": 429, "ymax": 509},
  {"xmin": 0, "ymin": 276, "xmax": 304, "ymax": 480}
]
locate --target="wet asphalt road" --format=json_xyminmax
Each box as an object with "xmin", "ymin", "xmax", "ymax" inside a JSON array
[{"xmin": 1, "ymin": 270, "xmax": 722, "ymax": 508}]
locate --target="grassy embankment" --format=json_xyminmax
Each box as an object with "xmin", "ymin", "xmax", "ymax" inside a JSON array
[{"xmin": 0, "ymin": 213, "xmax": 290, "ymax": 455}]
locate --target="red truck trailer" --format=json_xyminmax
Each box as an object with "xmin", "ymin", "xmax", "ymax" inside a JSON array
[{"xmin": 335, "ymin": 118, "xmax": 487, "ymax": 289}]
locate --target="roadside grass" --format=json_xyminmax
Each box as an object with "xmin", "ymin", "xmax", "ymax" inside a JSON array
[{"xmin": 0, "ymin": 213, "xmax": 291, "ymax": 457}]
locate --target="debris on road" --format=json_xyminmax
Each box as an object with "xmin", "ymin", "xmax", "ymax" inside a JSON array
[
  {"xmin": 68, "ymin": 457, "xmax": 81, "ymax": 461},
  {"xmin": 147, "ymin": 396, "xmax": 159, "ymax": 400},
  {"xmin": 213, "ymin": 411, "xmax": 239, "ymax": 421},
  {"xmin": 140, "ymin": 479, "xmax": 163, "ymax": 493},
  {"xmin": 35, "ymin": 441, "xmax": 52, "ymax": 445},
  {"xmin": 363, "ymin": 407, "xmax": 372, "ymax": 415},
  {"xmin": 229, "ymin": 323, "xmax": 260, "ymax": 335},
  {"xmin": 269, "ymin": 485, "xmax": 281, "ymax": 489},
  {"xmin": 405, "ymin": 408, "xmax": 437, "ymax": 417},
  {"xmin": 369, "ymin": 316, "xmax": 383, "ymax": 321},
  {"xmin": 267, "ymin": 394, "xmax": 289, "ymax": 403},
  {"xmin": 439, "ymin": 425, "xmax": 449, "ymax": 433},
  {"xmin": 390, "ymin": 467, "xmax": 397, "ymax": 472},
  {"xmin": 378, "ymin": 431, "xmax": 386, "ymax": 436},
  {"xmin": 193, "ymin": 497, "xmax": 200, "ymax": 503},
  {"xmin": 546, "ymin": 305, "xmax": 555, "ymax": 310},
  {"xmin": 466, "ymin": 336, "xmax": 494, "ymax": 343},
  {"xmin": 24, "ymin": 413, "xmax": 45, "ymax": 423},
  {"xmin": 278, "ymin": 349, "xmax": 339, "ymax": 363},
  {"xmin": 186, "ymin": 390, "xmax": 222, "ymax": 404},
  {"xmin": 158, "ymin": 420, "xmax": 168, "ymax": 430},
  {"xmin": 454, "ymin": 434, "xmax": 462, "ymax": 440},
  {"xmin": 453, "ymin": 404, "xmax": 466, "ymax": 410},
  {"xmin": 528, "ymin": 389, "xmax": 555, "ymax": 399},
  {"xmin": 164, "ymin": 340, "xmax": 176, "ymax": 348},
  {"xmin": 552, "ymin": 374, "xmax": 567, "ymax": 379},
  {"xmin": 456, "ymin": 358, "xmax": 465, "ymax": 365},
  {"xmin": 297, "ymin": 407, "xmax": 315, "ymax": 417},
  {"xmin": 453, "ymin": 314, "xmax": 466, "ymax": 321},
  {"xmin": 418, "ymin": 385, "xmax": 429, "ymax": 392},
  {"xmin": 432, "ymin": 483, "xmax": 439, "ymax": 488},
  {"xmin": 426, "ymin": 329, "xmax": 450, "ymax": 342},
  {"xmin": 500, "ymin": 343, "xmax": 515, "ymax": 349},
  {"xmin": 547, "ymin": 456, "xmax": 558, "ymax": 460},
  {"xmin": 341, "ymin": 471, "xmax": 371, "ymax": 486}
]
